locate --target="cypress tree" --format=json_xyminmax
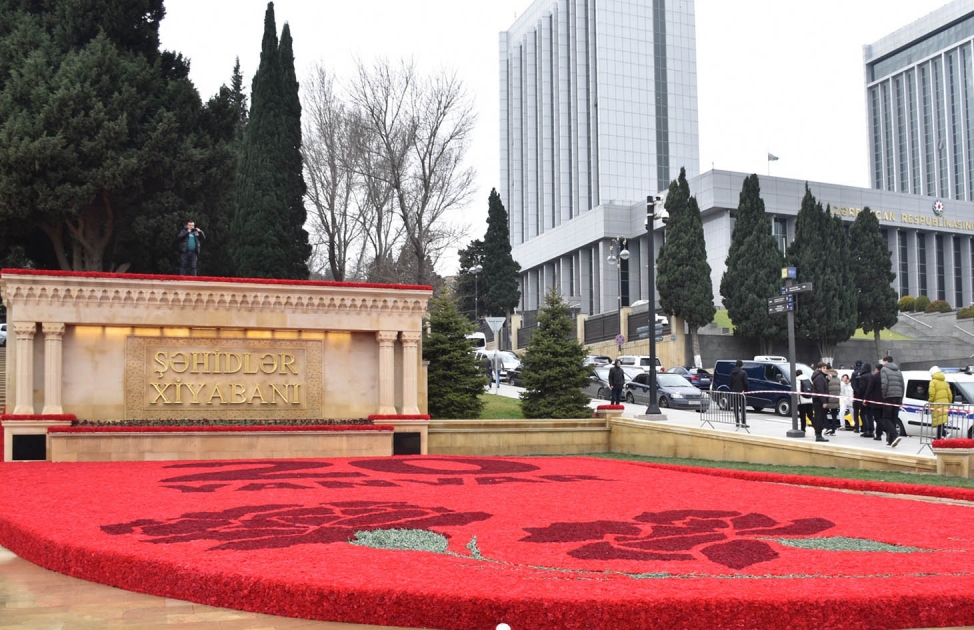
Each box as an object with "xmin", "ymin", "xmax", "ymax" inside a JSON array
[
  {"xmin": 519, "ymin": 290, "xmax": 592, "ymax": 419},
  {"xmin": 481, "ymin": 189, "xmax": 521, "ymax": 317},
  {"xmin": 787, "ymin": 185, "xmax": 857, "ymax": 362},
  {"xmin": 423, "ymin": 293, "xmax": 489, "ymax": 419},
  {"xmin": 719, "ymin": 174, "xmax": 786, "ymax": 354},
  {"xmin": 455, "ymin": 239, "xmax": 485, "ymax": 322},
  {"xmin": 230, "ymin": 2, "xmax": 309, "ymax": 278},
  {"xmin": 656, "ymin": 167, "xmax": 716, "ymax": 367},
  {"xmin": 849, "ymin": 207, "xmax": 898, "ymax": 360}
]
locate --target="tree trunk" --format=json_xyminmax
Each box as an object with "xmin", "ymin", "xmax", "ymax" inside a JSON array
[
  {"xmin": 873, "ymin": 330, "xmax": 882, "ymax": 363},
  {"xmin": 818, "ymin": 341, "xmax": 835, "ymax": 367}
]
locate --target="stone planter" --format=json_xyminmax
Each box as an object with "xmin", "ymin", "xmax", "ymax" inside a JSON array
[{"xmin": 931, "ymin": 447, "xmax": 974, "ymax": 478}]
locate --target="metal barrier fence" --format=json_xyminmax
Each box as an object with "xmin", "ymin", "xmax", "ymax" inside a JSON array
[
  {"xmin": 701, "ymin": 391, "xmax": 750, "ymax": 432},
  {"xmin": 583, "ymin": 311, "xmax": 621, "ymax": 344},
  {"xmin": 917, "ymin": 403, "xmax": 974, "ymax": 453}
]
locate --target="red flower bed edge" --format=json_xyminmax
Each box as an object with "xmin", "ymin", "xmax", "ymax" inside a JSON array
[
  {"xmin": 0, "ymin": 267, "xmax": 432, "ymax": 292},
  {"xmin": 1, "ymin": 414, "xmax": 77, "ymax": 421},
  {"xmin": 623, "ymin": 459, "xmax": 974, "ymax": 502},
  {"xmin": 932, "ymin": 438, "xmax": 974, "ymax": 449},
  {"xmin": 48, "ymin": 424, "xmax": 395, "ymax": 434},
  {"xmin": 595, "ymin": 405, "xmax": 625, "ymax": 410}
]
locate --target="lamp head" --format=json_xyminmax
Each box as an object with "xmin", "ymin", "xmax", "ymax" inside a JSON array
[
  {"xmin": 619, "ymin": 249, "xmax": 630, "ymax": 261},
  {"xmin": 471, "ymin": 264, "xmax": 483, "ymax": 274}
]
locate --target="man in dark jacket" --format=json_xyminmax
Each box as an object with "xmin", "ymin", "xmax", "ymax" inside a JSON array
[
  {"xmin": 857, "ymin": 362, "xmax": 877, "ymax": 437},
  {"xmin": 811, "ymin": 362, "xmax": 830, "ymax": 442},
  {"xmin": 608, "ymin": 359, "xmax": 626, "ymax": 405},
  {"xmin": 177, "ymin": 220, "xmax": 205, "ymax": 276},
  {"xmin": 879, "ymin": 356, "xmax": 904, "ymax": 448},
  {"xmin": 850, "ymin": 359, "xmax": 865, "ymax": 433},
  {"xmin": 728, "ymin": 359, "xmax": 749, "ymax": 428}
]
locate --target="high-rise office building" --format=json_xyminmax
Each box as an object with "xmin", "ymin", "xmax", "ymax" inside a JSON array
[
  {"xmin": 864, "ymin": 1, "xmax": 974, "ymax": 200},
  {"xmin": 500, "ymin": 0, "xmax": 699, "ymax": 314}
]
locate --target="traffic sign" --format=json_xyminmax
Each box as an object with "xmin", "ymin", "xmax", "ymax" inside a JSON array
[
  {"xmin": 615, "ymin": 334, "xmax": 626, "ymax": 346},
  {"xmin": 484, "ymin": 317, "xmax": 506, "ymax": 334},
  {"xmin": 767, "ymin": 294, "xmax": 794, "ymax": 307},
  {"xmin": 780, "ymin": 282, "xmax": 813, "ymax": 295},
  {"xmin": 768, "ymin": 303, "xmax": 795, "ymax": 315}
]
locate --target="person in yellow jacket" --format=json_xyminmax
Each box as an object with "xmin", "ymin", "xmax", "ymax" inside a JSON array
[{"xmin": 928, "ymin": 366, "xmax": 953, "ymax": 439}]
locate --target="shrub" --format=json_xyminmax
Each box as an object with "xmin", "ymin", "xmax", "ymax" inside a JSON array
[
  {"xmin": 957, "ymin": 306, "xmax": 974, "ymax": 320},
  {"xmin": 914, "ymin": 295, "xmax": 931, "ymax": 312},
  {"xmin": 925, "ymin": 299, "xmax": 952, "ymax": 313},
  {"xmin": 897, "ymin": 295, "xmax": 915, "ymax": 312}
]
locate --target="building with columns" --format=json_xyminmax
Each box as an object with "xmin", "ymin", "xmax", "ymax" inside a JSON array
[{"xmin": 500, "ymin": 0, "xmax": 699, "ymax": 314}]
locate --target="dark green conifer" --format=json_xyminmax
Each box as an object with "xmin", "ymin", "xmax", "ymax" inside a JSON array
[
  {"xmin": 424, "ymin": 293, "xmax": 489, "ymax": 419},
  {"xmin": 481, "ymin": 189, "xmax": 521, "ymax": 317},
  {"xmin": 519, "ymin": 290, "xmax": 592, "ymax": 419},
  {"xmin": 719, "ymin": 174, "xmax": 786, "ymax": 354},
  {"xmin": 849, "ymin": 207, "xmax": 898, "ymax": 360}
]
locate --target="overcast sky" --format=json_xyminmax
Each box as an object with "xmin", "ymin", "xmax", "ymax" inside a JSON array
[{"xmin": 159, "ymin": 0, "xmax": 947, "ymax": 273}]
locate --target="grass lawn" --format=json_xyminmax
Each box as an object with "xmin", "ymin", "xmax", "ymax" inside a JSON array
[
  {"xmin": 592, "ymin": 452, "xmax": 974, "ymax": 489},
  {"xmin": 713, "ymin": 309, "xmax": 911, "ymax": 341},
  {"xmin": 480, "ymin": 393, "xmax": 525, "ymax": 419}
]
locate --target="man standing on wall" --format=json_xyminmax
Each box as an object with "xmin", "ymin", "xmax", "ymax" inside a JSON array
[
  {"xmin": 880, "ymin": 355, "xmax": 904, "ymax": 448},
  {"xmin": 811, "ymin": 362, "xmax": 830, "ymax": 442},
  {"xmin": 177, "ymin": 220, "xmax": 205, "ymax": 276},
  {"xmin": 728, "ymin": 359, "xmax": 749, "ymax": 428}
]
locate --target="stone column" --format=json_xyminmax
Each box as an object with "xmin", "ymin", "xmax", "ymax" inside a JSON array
[
  {"xmin": 376, "ymin": 331, "xmax": 398, "ymax": 415},
  {"xmin": 400, "ymin": 331, "xmax": 422, "ymax": 415},
  {"xmin": 41, "ymin": 322, "xmax": 66, "ymax": 415},
  {"xmin": 12, "ymin": 322, "xmax": 37, "ymax": 415}
]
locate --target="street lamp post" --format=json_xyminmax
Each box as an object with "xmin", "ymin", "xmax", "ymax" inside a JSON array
[
  {"xmin": 471, "ymin": 264, "xmax": 483, "ymax": 321},
  {"xmin": 645, "ymin": 195, "xmax": 663, "ymax": 416},
  {"xmin": 606, "ymin": 238, "xmax": 630, "ymax": 309}
]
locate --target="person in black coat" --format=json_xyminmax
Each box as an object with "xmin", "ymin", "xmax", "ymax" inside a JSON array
[
  {"xmin": 861, "ymin": 363, "xmax": 884, "ymax": 439},
  {"xmin": 608, "ymin": 360, "xmax": 626, "ymax": 405},
  {"xmin": 728, "ymin": 359, "xmax": 749, "ymax": 428},
  {"xmin": 811, "ymin": 362, "xmax": 830, "ymax": 442},
  {"xmin": 176, "ymin": 220, "xmax": 205, "ymax": 276}
]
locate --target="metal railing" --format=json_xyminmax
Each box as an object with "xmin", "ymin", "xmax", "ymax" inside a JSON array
[
  {"xmin": 701, "ymin": 391, "xmax": 750, "ymax": 432},
  {"xmin": 517, "ymin": 325, "xmax": 537, "ymax": 349},
  {"xmin": 917, "ymin": 403, "xmax": 974, "ymax": 453},
  {"xmin": 583, "ymin": 311, "xmax": 620, "ymax": 344}
]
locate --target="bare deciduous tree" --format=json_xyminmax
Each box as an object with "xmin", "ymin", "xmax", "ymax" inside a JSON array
[
  {"xmin": 350, "ymin": 59, "xmax": 475, "ymax": 285},
  {"xmin": 302, "ymin": 65, "xmax": 362, "ymax": 281}
]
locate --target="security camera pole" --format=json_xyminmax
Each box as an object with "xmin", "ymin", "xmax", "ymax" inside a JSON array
[{"xmin": 644, "ymin": 195, "xmax": 663, "ymax": 415}]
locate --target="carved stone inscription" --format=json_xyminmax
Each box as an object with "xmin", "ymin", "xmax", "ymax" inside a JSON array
[{"xmin": 125, "ymin": 337, "xmax": 323, "ymax": 419}]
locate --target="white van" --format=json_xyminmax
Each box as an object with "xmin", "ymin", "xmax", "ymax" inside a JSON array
[
  {"xmin": 465, "ymin": 332, "xmax": 487, "ymax": 350},
  {"xmin": 899, "ymin": 369, "xmax": 974, "ymax": 438}
]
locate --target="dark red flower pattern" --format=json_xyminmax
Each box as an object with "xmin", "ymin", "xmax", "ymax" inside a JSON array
[
  {"xmin": 521, "ymin": 509, "xmax": 834, "ymax": 569},
  {"xmin": 102, "ymin": 501, "xmax": 491, "ymax": 551}
]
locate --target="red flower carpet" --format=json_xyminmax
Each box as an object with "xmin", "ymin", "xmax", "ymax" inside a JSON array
[{"xmin": 0, "ymin": 457, "xmax": 973, "ymax": 630}]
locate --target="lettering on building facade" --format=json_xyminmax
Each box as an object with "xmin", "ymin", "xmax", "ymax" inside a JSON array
[
  {"xmin": 829, "ymin": 205, "xmax": 974, "ymax": 232},
  {"xmin": 125, "ymin": 337, "xmax": 323, "ymax": 419}
]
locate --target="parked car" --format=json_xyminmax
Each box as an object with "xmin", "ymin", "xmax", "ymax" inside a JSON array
[
  {"xmin": 583, "ymin": 365, "xmax": 640, "ymax": 400},
  {"xmin": 465, "ymin": 332, "xmax": 487, "ymax": 349},
  {"xmin": 711, "ymin": 359, "xmax": 814, "ymax": 417},
  {"xmin": 665, "ymin": 366, "xmax": 711, "ymax": 390},
  {"xmin": 0, "ymin": 322, "xmax": 5, "ymax": 347},
  {"xmin": 899, "ymin": 370, "xmax": 974, "ymax": 438},
  {"xmin": 618, "ymin": 355, "xmax": 664, "ymax": 372},
  {"xmin": 625, "ymin": 372, "xmax": 709, "ymax": 411},
  {"xmin": 584, "ymin": 354, "xmax": 612, "ymax": 367},
  {"xmin": 475, "ymin": 349, "xmax": 521, "ymax": 383}
]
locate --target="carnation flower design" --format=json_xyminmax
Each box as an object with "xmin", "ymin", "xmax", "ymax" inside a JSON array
[
  {"xmin": 101, "ymin": 501, "xmax": 491, "ymax": 551},
  {"xmin": 520, "ymin": 509, "xmax": 835, "ymax": 570}
]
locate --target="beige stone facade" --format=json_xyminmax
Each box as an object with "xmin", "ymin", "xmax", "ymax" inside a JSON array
[{"xmin": 0, "ymin": 271, "xmax": 432, "ymax": 422}]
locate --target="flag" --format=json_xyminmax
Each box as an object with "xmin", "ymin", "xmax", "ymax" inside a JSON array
[{"xmin": 767, "ymin": 153, "xmax": 779, "ymax": 162}]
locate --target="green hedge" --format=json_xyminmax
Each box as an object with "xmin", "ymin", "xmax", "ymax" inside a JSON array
[
  {"xmin": 914, "ymin": 295, "xmax": 931, "ymax": 312},
  {"xmin": 958, "ymin": 306, "xmax": 974, "ymax": 320},
  {"xmin": 925, "ymin": 299, "xmax": 953, "ymax": 313},
  {"xmin": 898, "ymin": 295, "xmax": 915, "ymax": 312}
]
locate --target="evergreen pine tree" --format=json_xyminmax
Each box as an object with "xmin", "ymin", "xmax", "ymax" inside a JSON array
[
  {"xmin": 719, "ymin": 174, "xmax": 786, "ymax": 354},
  {"xmin": 455, "ymin": 239, "xmax": 485, "ymax": 321},
  {"xmin": 656, "ymin": 167, "xmax": 716, "ymax": 367},
  {"xmin": 787, "ymin": 185, "xmax": 857, "ymax": 362},
  {"xmin": 229, "ymin": 2, "xmax": 309, "ymax": 278},
  {"xmin": 277, "ymin": 24, "xmax": 311, "ymax": 279},
  {"xmin": 850, "ymin": 207, "xmax": 899, "ymax": 360},
  {"xmin": 519, "ymin": 289, "xmax": 592, "ymax": 419},
  {"xmin": 481, "ymin": 189, "xmax": 521, "ymax": 317},
  {"xmin": 423, "ymin": 293, "xmax": 489, "ymax": 419}
]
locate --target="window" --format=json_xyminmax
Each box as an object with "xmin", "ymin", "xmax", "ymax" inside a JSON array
[
  {"xmin": 882, "ymin": 81, "xmax": 895, "ymax": 191},
  {"xmin": 895, "ymin": 76, "xmax": 908, "ymax": 192},
  {"xmin": 954, "ymin": 237, "xmax": 963, "ymax": 306},
  {"xmin": 908, "ymin": 70, "xmax": 921, "ymax": 194},
  {"xmin": 936, "ymin": 233, "xmax": 945, "ymax": 300},
  {"xmin": 871, "ymin": 87, "xmax": 883, "ymax": 188},
  {"xmin": 918, "ymin": 233, "xmax": 928, "ymax": 297},
  {"xmin": 922, "ymin": 64, "xmax": 935, "ymax": 196},
  {"xmin": 898, "ymin": 231, "xmax": 909, "ymax": 297},
  {"xmin": 934, "ymin": 57, "xmax": 948, "ymax": 197},
  {"xmin": 772, "ymin": 217, "xmax": 787, "ymax": 252}
]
